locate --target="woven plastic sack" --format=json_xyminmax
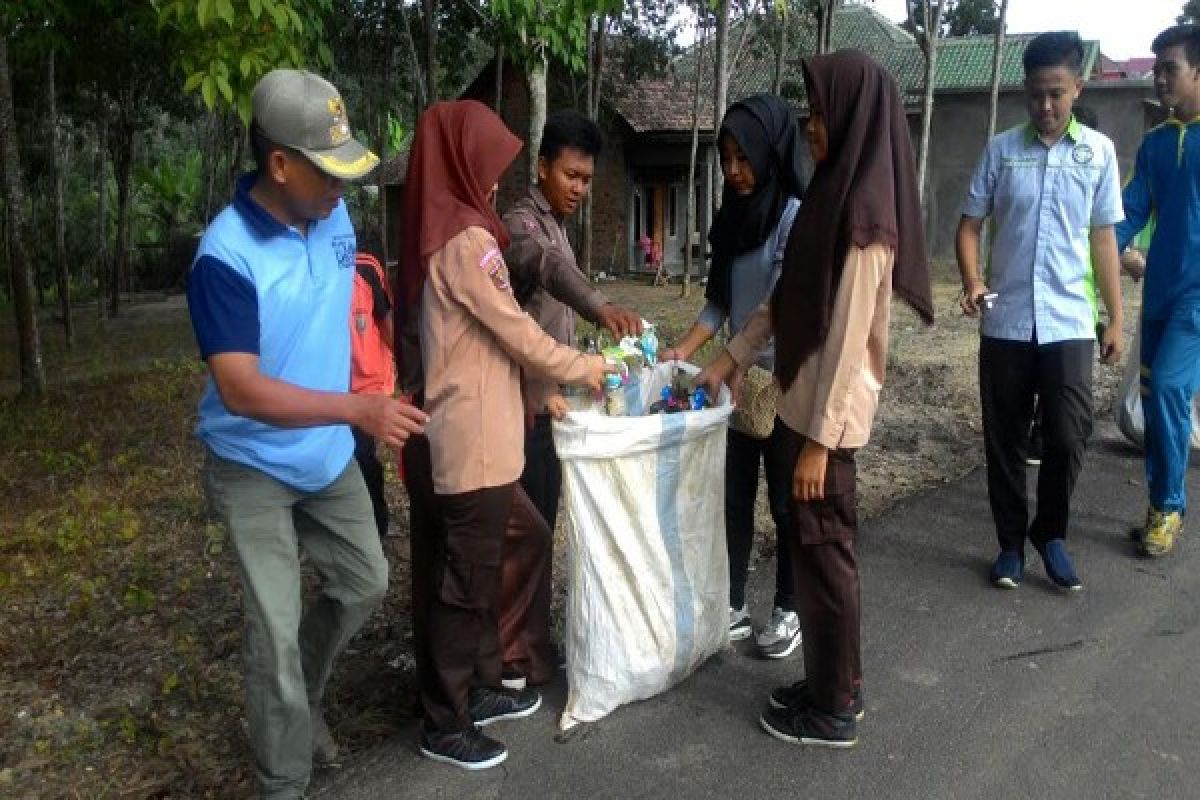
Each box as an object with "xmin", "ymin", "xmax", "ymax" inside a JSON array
[{"xmin": 551, "ymin": 362, "xmax": 733, "ymax": 730}]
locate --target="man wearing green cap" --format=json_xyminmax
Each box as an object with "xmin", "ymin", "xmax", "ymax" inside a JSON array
[{"xmin": 186, "ymin": 69, "xmax": 427, "ymax": 799}]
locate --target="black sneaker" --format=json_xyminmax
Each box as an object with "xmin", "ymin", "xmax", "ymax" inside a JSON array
[
  {"xmin": 767, "ymin": 680, "xmax": 865, "ymax": 721},
  {"xmin": 419, "ymin": 725, "xmax": 507, "ymax": 770},
  {"xmin": 759, "ymin": 702, "xmax": 857, "ymax": 748},
  {"xmin": 468, "ymin": 686, "xmax": 541, "ymax": 727}
]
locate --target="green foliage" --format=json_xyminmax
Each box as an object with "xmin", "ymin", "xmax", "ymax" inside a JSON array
[
  {"xmin": 154, "ymin": 0, "xmax": 335, "ymax": 123},
  {"xmin": 904, "ymin": 0, "xmax": 1000, "ymax": 38},
  {"xmin": 136, "ymin": 148, "xmax": 204, "ymax": 239},
  {"xmin": 491, "ymin": 0, "xmax": 624, "ymax": 72}
]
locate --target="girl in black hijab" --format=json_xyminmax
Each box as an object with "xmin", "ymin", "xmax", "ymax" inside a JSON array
[
  {"xmin": 700, "ymin": 51, "xmax": 934, "ymax": 748},
  {"xmin": 662, "ymin": 93, "xmax": 807, "ymax": 658}
]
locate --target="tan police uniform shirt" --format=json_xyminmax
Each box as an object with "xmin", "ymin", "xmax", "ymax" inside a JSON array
[
  {"xmin": 503, "ymin": 187, "xmax": 609, "ymax": 412},
  {"xmin": 727, "ymin": 244, "xmax": 894, "ymax": 450},
  {"xmin": 420, "ymin": 226, "xmax": 592, "ymax": 495}
]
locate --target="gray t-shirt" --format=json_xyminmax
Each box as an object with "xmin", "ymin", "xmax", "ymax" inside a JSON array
[{"xmin": 698, "ymin": 195, "xmax": 800, "ymax": 369}]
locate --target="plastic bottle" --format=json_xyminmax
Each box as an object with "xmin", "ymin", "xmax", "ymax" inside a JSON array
[
  {"xmin": 604, "ymin": 372, "xmax": 626, "ymax": 417},
  {"xmin": 639, "ymin": 324, "xmax": 659, "ymax": 366}
]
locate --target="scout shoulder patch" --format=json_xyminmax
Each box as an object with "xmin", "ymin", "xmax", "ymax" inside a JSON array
[{"xmin": 479, "ymin": 248, "xmax": 511, "ymax": 291}]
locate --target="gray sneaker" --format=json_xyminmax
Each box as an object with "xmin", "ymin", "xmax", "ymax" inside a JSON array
[
  {"xmin": 310, "ymin": 705, "xmax": 340, "ymax": 767},
  {"xmin": 729, "ymin": 606, "xmax": 752, "ymax": 641},
  {"xmin": 755, "ymin": 607, "xmax": 802, "ymax": 659}
]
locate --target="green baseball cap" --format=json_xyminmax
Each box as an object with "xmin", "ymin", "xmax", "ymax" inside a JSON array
[{"xmin": 252, "ymin": 69, "xmax": 379, "ymax": 180}]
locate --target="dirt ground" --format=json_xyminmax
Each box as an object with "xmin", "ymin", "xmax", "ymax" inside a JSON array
[{"xmin": 0, "ymin": 270, "xmax": 1141, "ymax": 798}]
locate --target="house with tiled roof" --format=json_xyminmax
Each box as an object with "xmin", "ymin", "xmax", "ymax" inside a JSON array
[{"xmin": 382, "ymin": 3, "xmax": 1154, "ymax": 272}]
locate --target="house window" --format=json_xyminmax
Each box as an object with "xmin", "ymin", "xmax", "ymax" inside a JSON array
[{"xmin": 668, "ymin": 186, "xmax": 678, "ymax": 237}]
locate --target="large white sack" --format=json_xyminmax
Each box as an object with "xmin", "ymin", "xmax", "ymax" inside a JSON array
[
  {"xmin": 1115, "ymin": 324, "xmax": 1200, "ymax": 450},
  {"xmin": 552, "ymin": 362, "xmax": 733, "ymax": 730}
]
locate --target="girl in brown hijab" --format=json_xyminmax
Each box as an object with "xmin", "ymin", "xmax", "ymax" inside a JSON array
[
  {"xmin": 398, "ymin": 100, "xmax": 607, "ymax": 770},
  {"xmin": 700, "ymin": 50, "xmax": 933, "ymax": 748}
]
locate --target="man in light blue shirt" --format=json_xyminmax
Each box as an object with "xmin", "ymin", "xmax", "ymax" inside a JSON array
[
  {"xmin": 956, "ymin": 32, "xmax": 1125, "ymax": 592},
  {"xmin": 187, "ymin": 70, "xmax": 426, "ymax": 799}
]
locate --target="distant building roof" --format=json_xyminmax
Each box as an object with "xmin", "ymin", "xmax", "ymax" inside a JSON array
[
  {"xmin": 1100, "ymin": 56, "xmax": 1155, "ymax": 79},
  {"xmin": 611, "ymin": 4, "xmax": 1104, "ymax": 133}
]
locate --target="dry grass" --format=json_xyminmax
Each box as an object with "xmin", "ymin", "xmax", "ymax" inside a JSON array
[{"xmin": 0, "ymin": 271, "xmax": 1139, "ymax": 797}]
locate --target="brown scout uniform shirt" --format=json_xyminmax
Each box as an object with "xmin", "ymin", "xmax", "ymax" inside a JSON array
[
  {"xmin": 421, "ymin": 226, "xmax": 592, "ymax": 495},
  {"xmin": 503, "ymin": 187, "xmax": 609, "ymax": 412},
  {"xmin": 727, "ymin": 244, "xmax": 894, "ymax": 451}
]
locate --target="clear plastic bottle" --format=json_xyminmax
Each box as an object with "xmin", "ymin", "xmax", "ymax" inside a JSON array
[{"xmin": 604, "ymin": 373, "xmax": 626, "ymax": 417}]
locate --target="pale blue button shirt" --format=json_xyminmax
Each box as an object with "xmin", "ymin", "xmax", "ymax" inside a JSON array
[{"xmin": 962, "ymin": 118, "xmax": 1124, "ymax": 343}]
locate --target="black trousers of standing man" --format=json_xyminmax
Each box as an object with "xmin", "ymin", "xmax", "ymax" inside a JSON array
[{"xmin": 979, "ymin": 335, "xmax": 1094, "ymax": 554}]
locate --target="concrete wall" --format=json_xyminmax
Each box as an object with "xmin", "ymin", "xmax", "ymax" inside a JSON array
[{"xmin": 921, "ymin": 81, "xmax": 1155, "ymax": 260}]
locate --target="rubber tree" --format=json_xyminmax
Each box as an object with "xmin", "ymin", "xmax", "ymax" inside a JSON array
[
  {"xmin": 907, "ymin": 0, "xmax": 946, "ymax": 206},
  {"xmin": 0, "ymin": 34, "xmax": 45, "ymax": 396},
  {"xmin": 491, "ymin": 0, "xmax": 623, "ymax": 182}
]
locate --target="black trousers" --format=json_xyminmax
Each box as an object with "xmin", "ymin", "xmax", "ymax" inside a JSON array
[
  {"xmin": 352, "ymin": 426, "xmax": 389, "ymax": 538},
  {"xmin": 979, "ymin": 335, "xmax": 1094, "ymax": 554},
  {"xmin": 519, "ymin": 414, "xmax": 562, "ymax": 533},
  {"xmin": 726, "ymin": 421, "xmax": 795, "ymax": 611},
  {"xmin": 403, "ymin": 434, "xmax": 512, "ymax": 733}
]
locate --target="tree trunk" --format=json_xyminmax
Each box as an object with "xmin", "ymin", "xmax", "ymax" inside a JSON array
[
  {"xmin": 913, "ymin": 1, "xmax": 945, "ymax": 206},
  {"xmin": 527, "ymin": 49, "xmax": 548, "ymax": 184},
  {"xmin": 95, "ymin": 119, "xmax": 109, "ymax": 318},
  {"xmin": 580, "ymin": 15, "xmax": 607, "ymax": 278},
  {"xmin": 111, "ymin": 123, "xmax": 136, "ymax": 317},
  {"xmin": 400, "ymin": 0, "xmax": 427, "ymax": 110},
  {"xmin": 821, "ymin": 0, "xmax": 836, "ymax": 54},
  {"xmin": 712, "ymin": 0, "xmax": 731, "ymax": 210},
  {"xmin": 771, "ymin": 3, "xmax": 785, "ymax": 94},
  {"xmin": 986, "ymin": 0, "xmax": 1009, "ymax": 140},
  {"xmin": 684, "ymin": 12, "xmax": 708, "ymax": 299},
  {"xmin": 48, "ymin": 50, "xmax": 73, "ymax": 348},
  {"xmin": 422, "ymin": 0, "xmax": 438, "ymax": 106},
  {"xmin": 979, "ymin": 0, "xmax": 1009, "ymax": 263},
  {"xmin": 494, "ymin": 42, "xmax": 505, "ymax": 111},
  {"xmin": 0, "ymin": 37, "xmax": 46, "ymax": 397}
]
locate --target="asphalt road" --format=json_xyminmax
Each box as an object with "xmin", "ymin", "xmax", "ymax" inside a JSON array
[{"xmin": 315, "ymin": 421, "xmax": 1199, "ymax": 800}]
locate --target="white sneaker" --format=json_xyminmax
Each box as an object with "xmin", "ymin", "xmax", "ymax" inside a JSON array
[
  {"xmin": 755, "ymin": 607, "xmax": 802, "ymax": 659},
  {"xmin": 729, "ymin": 606, "xmax": 752, "ymax": 641}
]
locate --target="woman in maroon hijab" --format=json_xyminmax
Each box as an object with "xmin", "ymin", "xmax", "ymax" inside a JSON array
[
  {"xmin": 398, "ymin": 100, "xmax": 607, "ymax": 770},
  {"xmin": 701, "ymin": 50, "xmax": 934, "ymax": 748}
]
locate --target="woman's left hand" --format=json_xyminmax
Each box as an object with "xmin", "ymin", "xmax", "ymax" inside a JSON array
[
  {"xmin": 545, "ymin": 394, "xmax": 570, "ymax": 421},
  {"xmin": 793, "ymin": 439, "xmax": 830, "ymax": 502}
]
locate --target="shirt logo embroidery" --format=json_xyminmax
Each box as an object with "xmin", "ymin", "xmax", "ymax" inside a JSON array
[
  {"xmin": 524, "ymin": 218, "xmax": 538, "ymax": 233},
  {"xmin": 479, "ymin": 248, "xmax": 510, "ymax": 291},
  {"xmin": 332, "ymin": 235, "xmax": 356, "ymax": 270},
  {"xmin": 1072, "ymin": 143, "xmax": 1094, "ymax": 165},
  {"xmin": 355, "ymin": 312, "xmax": 368, "ymax": 333}
]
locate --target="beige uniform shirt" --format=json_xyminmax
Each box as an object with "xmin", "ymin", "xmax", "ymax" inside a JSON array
[
  {"xmin": 503, "ymin": 187, "xmax": 609, "ymax": 412},
  {"xmin": 727, "ymin": 244, "xmax": 894, "ymax": 450},
  {"xmin": 421, "ymin": 226, "xmax": 592, "ymax": 494}
]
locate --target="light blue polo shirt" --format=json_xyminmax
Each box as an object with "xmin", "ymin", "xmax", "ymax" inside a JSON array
[
  {"xmin": 187, "ymin": 173, "xmax": 358, "ymax": 492},
  {"xmin": 963, "ymin": 117, "xmax": 1124, "ymax": 343}
]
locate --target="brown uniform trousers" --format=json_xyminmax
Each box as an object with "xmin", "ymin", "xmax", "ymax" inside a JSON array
[{"xmin": 767, "ymin": 422, "xmax": 863, "ymax": 715}]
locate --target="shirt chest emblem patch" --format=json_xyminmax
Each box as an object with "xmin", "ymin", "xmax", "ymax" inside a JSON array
[
  {"xmin": 524, "ymin": 218, "xmax": 538, "ymax": 233},
  {"xmin": 1072, "ymin": 143, "xmax": 1094, "ymax": 165},
  {"xmin": 332, "ymin": 235, "xmax": 356, "ymax": 270}
]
